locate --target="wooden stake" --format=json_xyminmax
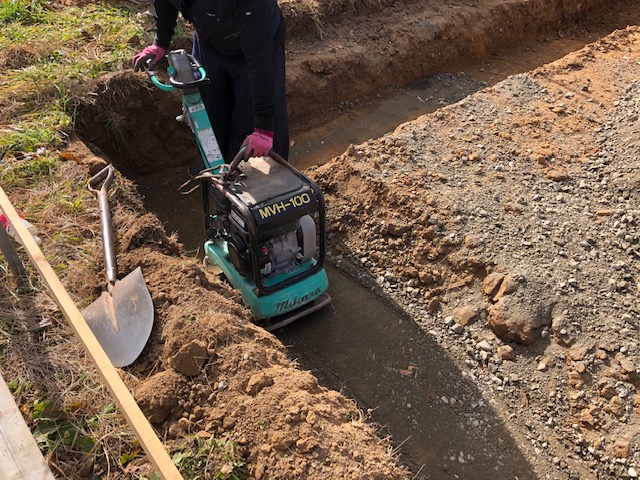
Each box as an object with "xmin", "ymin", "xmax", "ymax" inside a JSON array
[
  {"xmin": 0, "ymin": 187, "xmax": 182, "ymax": 480},
  {"xmin": 0, "ymin": 216, "xmax": 26, "ymax": 281}
]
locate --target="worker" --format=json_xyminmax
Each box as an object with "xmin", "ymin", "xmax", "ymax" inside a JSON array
[{"xmin": 132, "ymin": 0, "xmax": 289, "ymax": 166}]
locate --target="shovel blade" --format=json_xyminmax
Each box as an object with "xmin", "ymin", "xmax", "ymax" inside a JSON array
[{"xmin": 82, "ymin": 267, "xmax": 154, "ymax": 367}]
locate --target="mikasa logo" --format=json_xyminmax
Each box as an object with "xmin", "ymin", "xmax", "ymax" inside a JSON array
[{"xmin": 274, "ymin": 287, "xmax": 322, "ymax": 313}]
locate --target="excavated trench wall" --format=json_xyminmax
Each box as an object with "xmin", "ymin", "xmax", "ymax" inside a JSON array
[
  {"xmin": 76, "ymin": 0, "xmax": 628, "ymax": 175},
  {"xmin": 284, "ymin": 0, "xmax": 626, "ymax": 122}
]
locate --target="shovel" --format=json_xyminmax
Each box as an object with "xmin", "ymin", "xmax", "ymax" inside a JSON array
[{"xmin": 81, "ymin": 165, "xmax": 154, "ymax": 367}]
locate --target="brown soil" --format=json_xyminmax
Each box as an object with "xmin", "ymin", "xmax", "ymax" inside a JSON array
[
  {"xmin": 309, "ymin": 24, "xmax": 640, "ymax": 480},
  {"xmin": 3, "ymin": 0, "xmax": 640, "ymax": 478}
]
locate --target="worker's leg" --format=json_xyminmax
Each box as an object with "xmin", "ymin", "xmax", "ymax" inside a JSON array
[{"xmin": 192, "ymin": 34, "xmax": 233, "ymax": 163}]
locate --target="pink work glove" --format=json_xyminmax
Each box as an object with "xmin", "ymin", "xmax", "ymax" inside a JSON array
[
  {"xmin": 132, "ymin": 44, "xmax": 167, "ymax": 72},
  {"xmin": 243, "ymin": 128, "xmax": 274, "ymax": 159}
]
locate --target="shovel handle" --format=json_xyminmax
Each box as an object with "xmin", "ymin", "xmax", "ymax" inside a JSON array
[{"xmin": 88, "ymin": 165, "xmax": 118, "ymax": 286}]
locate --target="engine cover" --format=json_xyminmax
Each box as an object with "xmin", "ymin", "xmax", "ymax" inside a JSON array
[{"xmin": 231, "ymin": 156, "xmax": 319, "ymax": 239}]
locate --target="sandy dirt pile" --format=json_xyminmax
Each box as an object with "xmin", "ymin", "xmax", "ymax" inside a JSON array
[
  {"xmin": 308, "ymin": 26, "xmax": 640, "ymax": 479},
  {"xmin": 3, "ymin": 0, "xmax": 639, "ymax": 478},
  {"xmin": 123, "ymin": 245, "xmax": 407, "ymax": 480}
]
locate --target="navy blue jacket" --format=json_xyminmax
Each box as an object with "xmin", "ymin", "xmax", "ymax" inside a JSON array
[{"xmin": 153, "ymin": 0, "xmax": 286, "ymax": 131}]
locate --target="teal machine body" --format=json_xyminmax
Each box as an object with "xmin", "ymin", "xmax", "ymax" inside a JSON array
[{"xmin": 148, "ymin": 50, "xmax": 331, "ymax": 330}]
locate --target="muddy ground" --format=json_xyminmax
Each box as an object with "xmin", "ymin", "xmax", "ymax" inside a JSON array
[{"xmin": 4, "ymin": 0, "xmax": 640, "ymax": 478}]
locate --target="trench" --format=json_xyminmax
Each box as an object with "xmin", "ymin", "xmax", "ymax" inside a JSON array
[{"xmin": 76, "ymin": 3, "xmax": 640, "ymax": 478}]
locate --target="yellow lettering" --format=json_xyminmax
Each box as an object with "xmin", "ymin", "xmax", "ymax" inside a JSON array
[
  {"xmin": 259, "ymin": 194, "xmax": 313, "ymax": 219},
  {"xmin": 259, "ymin": 204, "xmax": 278, "ymax": 219}
]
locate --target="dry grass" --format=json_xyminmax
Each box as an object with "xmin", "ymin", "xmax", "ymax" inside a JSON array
[
  {"xmin": 280, "ymin": 0, "xmax": 394, "ymax": 38},
  {"xmin": 0, "ymin": 157, "xmax": 151, "ymax": 478}
]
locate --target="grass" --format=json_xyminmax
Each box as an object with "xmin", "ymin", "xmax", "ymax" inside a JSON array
[
  {"xmin": 0, "ymin": 0, "xmax": 46, "ymax": 25},
  {"xmin": 0, "ymin": 0, "xmax": 146, "ymax": 158},
  {"xmin": 0, "ymin": 153, "xmax": 59, "ymax": 187},
  {"xmin": 0, "ymin": 155, "xmax": 149, "ymax": 477},
  {"xmin": 172, "ymin": 436, "xmax": 247, "ymax": 480}
]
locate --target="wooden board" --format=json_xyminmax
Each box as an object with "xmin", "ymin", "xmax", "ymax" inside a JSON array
[
  {"xmin": 0, "ymin": 187, "xmax": 183, "ymax": 480},
  {"xmin": 0, "ymin": 372, "xmax": 55, "ymax": 480}
]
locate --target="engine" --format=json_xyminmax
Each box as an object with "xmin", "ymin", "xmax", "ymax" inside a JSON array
[{"xmin": 205, "ymin": 155, "xmax": 324, "ymax": 293}]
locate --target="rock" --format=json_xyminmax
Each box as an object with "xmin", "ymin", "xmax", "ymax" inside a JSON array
[
  {"xmin": 427, "ymin": 297, "xmax": 441, "ymax": 312},
  {"xmin": 497, "ymin": 345, "xmax": 516, "ymax": 361},
  {"xmin": 169, "ymin": 339, "xmax": 209, "ymax": 377},
  {"xmin": 616, "ymin": 354, "xmax": 637, "ymax": 374},
  {"xmin": 551, "ymin": 310, "xmax": 575, "ymax": 346},
  {"xmin": 493, "ymin": 273, "xmax": 519, "ymax": 301},
  {"xmin": 387, "ymin": 222, "xmax": 412, "ymax": 236},
  {"xmin": 487, "ymin": 295, "xmax": 552, "ymax": 345},
  {"xmin": 568, "ymin": 344, "xmax": 590, "ymax": 361},
  {"xmin": 608, "ymin": 396, "xmax": 624, "ymax": 417},
  {"xmin": 599, "ymin": 383, "xmax": 617, "ymax": 399},
  {"xmin": 451, "ymin": 323, "xmax": 465, "ymax": 335},
  {"xmin": 612, "ymin": 438, "xmax": 630, "ymax": 459},
  {"xmin": 579, "ymin": 405, "xmax": 599, "ymax": 427},
  {"xmin": 453, "ymin": 305, "xmax": 481, "ymax": 326},
  {"xmin": 482, "ymin": 272, "xmax": 506, "ymax": 299}
]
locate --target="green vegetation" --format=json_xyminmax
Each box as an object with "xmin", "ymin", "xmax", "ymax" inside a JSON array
[
  {"xmin": 0, "ymin": 0, "xmax": 143, "ymax": 157},
  {"xmin": 172, "ymin": 436, "xmax": 247, "ymax": 480},
  {"xmin": 0, "ymin": 0, "xmax": 46, "ymax": 25},
  {"xmin": 0, "ymin": 151, "xmax": 59, "ymax": 185},
  {"xmin": 32, "ymin": 400, "xmax": 97, "ymax": 455}
]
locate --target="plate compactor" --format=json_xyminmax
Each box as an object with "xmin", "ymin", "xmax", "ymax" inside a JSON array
[{"xmin": 147, "ymin": 49, "xmax": 331, "ymax": 330}]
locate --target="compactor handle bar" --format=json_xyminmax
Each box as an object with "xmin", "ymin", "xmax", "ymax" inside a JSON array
[
  {"xmin": 144, "ymin": 50, "xmax": 209, "ymax": 91},
  {"xmin": 222, "ymin": 147, "xmax": 281, "ymax": 183}
]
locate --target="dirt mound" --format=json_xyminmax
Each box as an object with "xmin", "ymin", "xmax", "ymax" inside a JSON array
[
  {"xmin": 307, "ymin": 26, "xmax": 640, "ymax": 479},
  {"xmin": 72, "ymin": 171, "xmax": 407, "ymax": 478}
]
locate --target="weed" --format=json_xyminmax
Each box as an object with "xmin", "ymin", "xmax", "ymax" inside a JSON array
[
  {"xmin": 60, "ymin": 190, "xmax": 86, "ymax": 214},
  {"xmin": 172, "ymin": 436, "xmax": 247, "ymax": 480},
  {"xmin": 0, "ymin": 153, "xmax": 59, "ymax": 186},
  {"xmin": 0, "ymin": 0, "xmax": 45, "ymax": 26},
  {"xmin": 0, "ymin": 116, "xmax": 69, "ymax": 155},
  {"xmin": 103, "ymin": 112, "xmax": 128, "ymax": 151},
  {"xmin": 32, "ymin": 400, "xmax": 97, "ymax": 455}
]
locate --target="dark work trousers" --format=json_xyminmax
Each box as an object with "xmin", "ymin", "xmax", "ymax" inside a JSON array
[{"xmin": 192, "ymin": 35, "xmax": 289, "ymax": 163}]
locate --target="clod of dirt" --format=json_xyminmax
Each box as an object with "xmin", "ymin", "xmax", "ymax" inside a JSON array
[
  {"xmin": 136, "ymin": 370, "xmax": 187, "ymax": 424},
  {"xmin": 487, "ymin": 293, "xmax": 553, "ymax": 345},
  {"xmin": 168, "ymin": 339, "xmax": 209, "ymax": 376}
]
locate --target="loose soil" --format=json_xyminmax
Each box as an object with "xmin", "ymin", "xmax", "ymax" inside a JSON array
[{"xmin": 2, "ymin": 0, "xmax": 640, "ymax": 479}]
